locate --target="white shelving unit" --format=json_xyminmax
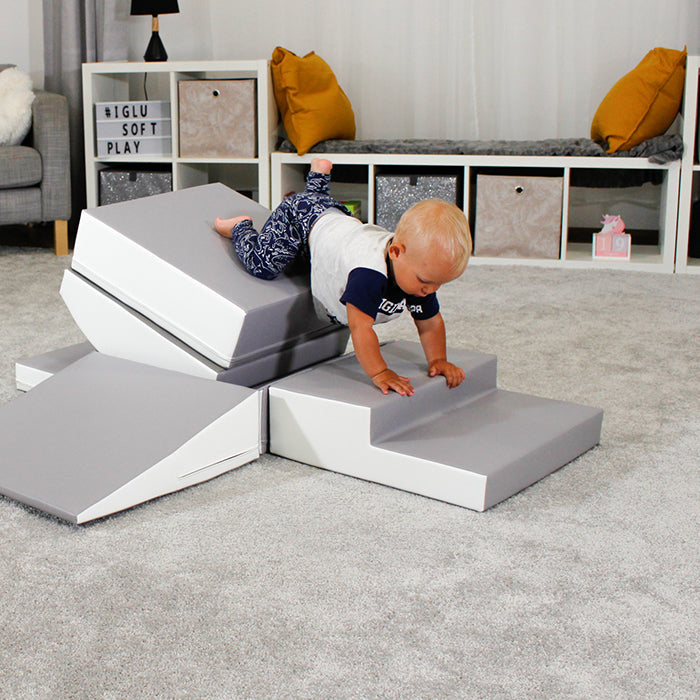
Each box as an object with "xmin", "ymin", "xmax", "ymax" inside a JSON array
[
  {"xmin": 675, "ymin": 55, "xmax": 700, "ymax": 274},
  {"xmin": 272, "ymin": 152, "xmax": 681, "ymax": 273},
  {"xmin": 82, "ymin": 60, "xmax": 278, "ymax": 209}
]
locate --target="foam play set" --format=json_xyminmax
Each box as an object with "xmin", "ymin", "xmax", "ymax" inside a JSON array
[{"xmin": 2, "ymin": 184, "xmax": 603, "ymax": 523}]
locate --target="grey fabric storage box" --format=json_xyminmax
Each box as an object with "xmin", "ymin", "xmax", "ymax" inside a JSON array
[
  {"xmin": 375, "ymin": 173, "xmax": 459, "ymax": 231},
  {"xmin": 99, "ymin": 168, "xmax": 173, "ymax": 205},
  {"xmin": 179, "ymin": 79, "xmax": 256, "ymax": 158},
  {"xmin": 475, "ymin": 174, "xmax": 563, "ymax": 259}
]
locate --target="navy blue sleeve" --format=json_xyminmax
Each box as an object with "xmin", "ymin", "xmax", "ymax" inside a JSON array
[
  {"xmin": 406, "ymin": 293, "xmax": 440, "ymax": 320},
  {"xmin": 340, "ymin": 267, "xmax": 387, "ymax": 319}
]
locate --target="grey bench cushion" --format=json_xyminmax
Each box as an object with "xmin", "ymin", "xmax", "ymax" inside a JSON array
[{"xmin": 278, "ymin": 134, "xmax": 683, "ymax": 164}]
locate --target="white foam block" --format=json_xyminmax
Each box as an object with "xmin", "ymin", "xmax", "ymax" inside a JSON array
[
  {"xmin": 61, "ymin": 268, "xmax": 349, "ymax": 388},
  {"xmin": 71, "ymin": 183, "xmax": 339, "ymax": 368},
  {"xmin": 0, "ymin": 353, "xmax": 261, "ymax": 523},
  {"xmin": 60, "ymin": 269, "xmax": 223, "ymax": 380},
  {"xmin": 269, "ymin": 341, "xmax": 603, "ymax": 511}
]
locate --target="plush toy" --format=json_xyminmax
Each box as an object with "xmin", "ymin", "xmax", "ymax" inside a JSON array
[{"xmin": 0, "ymin": 66, "xmax": 35, "ymax": 146}]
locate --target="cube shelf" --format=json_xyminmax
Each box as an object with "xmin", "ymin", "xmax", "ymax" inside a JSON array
[
  {"xmin": 82, "ymin": 60, "xmax": 279, "ymax": 208},
  {"xmin": 272, "ymin": 152, "xmax": 681, "ymax": 273},
  {"xmin": 675, "ymin": 55, "xmax": 700, "ymax": 274}
]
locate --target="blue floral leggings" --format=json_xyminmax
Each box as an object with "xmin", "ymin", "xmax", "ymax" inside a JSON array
[{"xmin": 231, "ymin": 170, "xmax": 350, "ymax": 280}]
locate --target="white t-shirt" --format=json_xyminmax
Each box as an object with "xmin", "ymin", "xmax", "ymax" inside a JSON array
[{"xmin": 308, "ymin": 209, "xmax": 439, "ymax": 325}]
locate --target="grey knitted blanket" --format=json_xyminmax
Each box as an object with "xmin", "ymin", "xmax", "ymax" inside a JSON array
[{"xmin": 278, "ymin": 134, "xmax": 682, "ymax": 164}]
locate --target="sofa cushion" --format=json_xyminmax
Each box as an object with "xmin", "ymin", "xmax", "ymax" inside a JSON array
[{"xmin": 0, "ymin": 146, "xmax": 41, "ymax": 189}]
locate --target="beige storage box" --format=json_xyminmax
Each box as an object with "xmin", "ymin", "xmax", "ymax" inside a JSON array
[
  {"xmin": 178, "ymin": 79, "xmax": 256, "ymax": 158},
  {"xmin": 474, "ymin": 174, "xmax": 563, "ymax": 259}
]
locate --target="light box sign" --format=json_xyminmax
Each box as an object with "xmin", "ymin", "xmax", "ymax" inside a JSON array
[{"xmin": 95, "ymin": 101, "xmax": 172, "ymax": 157}]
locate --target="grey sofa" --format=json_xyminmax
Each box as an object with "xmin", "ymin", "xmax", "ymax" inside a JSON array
[{"xmin": 0, "ymin": 67, "xmax": 71, "ymax": 255}]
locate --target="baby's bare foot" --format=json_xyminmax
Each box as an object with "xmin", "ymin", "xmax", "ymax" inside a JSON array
[
  {"xmin": 214, "ymin": 215, "xmax": 252, "ymax": 238},
  {"xmin": 310, "ymin": 158, "xmax": 333, "ymax": 174}
]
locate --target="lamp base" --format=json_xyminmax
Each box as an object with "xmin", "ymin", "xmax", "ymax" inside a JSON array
[{"xmin": 144, "ymin": 31, "xmax": 168, "ymax": 62}]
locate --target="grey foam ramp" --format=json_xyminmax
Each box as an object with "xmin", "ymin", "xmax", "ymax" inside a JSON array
[
  {"xmin": 269, "ymin": 341, "xmax": 603, "ymax": 511},
  {"xmin": 61, "ymin": 269, "xmax": 349, "ymax": 387},
  {"xmin": 15, "ymin": 342, "xmax": 95, "ymax": 391},
  {"xmin": 0, "ymin": 353, "xmax": 261, "ymax": 523},
  {"xmin": 71, "ymin": 183, "xmax": 339, "ymax": 368}
]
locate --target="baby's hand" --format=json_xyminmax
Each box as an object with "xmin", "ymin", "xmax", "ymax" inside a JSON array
[
  {"xmin": 428, "ymin": 359, "xmax": 466, "ymax": 388},
  {"xmin": 372, "ymin": 369, "xmax": 415, "ymax": 396}
]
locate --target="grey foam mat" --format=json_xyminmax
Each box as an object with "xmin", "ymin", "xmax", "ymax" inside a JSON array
[
  {"xmin": 15, "ymin": 342, "xmax": 95, "ymax": 391},
  {"xmin": 0, "ymin": 353, "xmax": 261, "ymax": 523},
  {"xmin": 269, "ymin": 341, "xmax": 603, "ymax": 511}
]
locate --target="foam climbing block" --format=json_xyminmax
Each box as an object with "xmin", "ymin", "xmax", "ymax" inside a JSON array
[
  {"xmin": 60, "ymin": 269, "xmax": 349, "ymax": 387},
  {"xmin": 0, "ymin": 353, "xmax": 261, "ymax": 523},
  {"xmin": 60, "ymin": 269, "xmax": 225, "ymax": 380},
  {"xmin": 15, "ymin": 341, "xmax": 95, "ymax": 391},
  {"xmin": 269, "ymin": 341, "xmax": 603, "ymax": 511},
  {"xmin": 70, "ymin": 183, "xmax": 345, "ymax": 368}
]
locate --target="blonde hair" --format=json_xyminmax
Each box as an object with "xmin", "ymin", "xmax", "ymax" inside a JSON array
[{"xmin": 394, "ymin": 199, "xmax": 472, "ymax": 276}]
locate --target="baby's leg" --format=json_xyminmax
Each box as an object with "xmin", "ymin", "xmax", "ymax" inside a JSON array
[
  {"xmin": 231, "ymin": 209, "xmax": 304, "ymax": 280},
  {"xmin": 225, "ymin": 158, "xmax": 349, "ymax": 280},
  {"xmin": 305, "ymin": 158, "xmax": 333, "ymax": 196}
]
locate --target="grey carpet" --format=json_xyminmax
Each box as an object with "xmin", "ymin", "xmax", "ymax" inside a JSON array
[{"xmin": 0, "ymin": 247, "xmax": 698, "ymax": 699}]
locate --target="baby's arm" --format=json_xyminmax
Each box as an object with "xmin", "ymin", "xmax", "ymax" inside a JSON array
[
  {"xmin": 346, "ymin": 303, "xmax": 415, "ymax": 396},
  {"xmin": 414, "ymin": 313, "xmax": 466, "ymax": 388}
]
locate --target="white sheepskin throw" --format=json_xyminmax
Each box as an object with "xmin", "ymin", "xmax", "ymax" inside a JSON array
[{"xmin": 0, "ymin": 67, "xmax": 35, "ymax": 146}]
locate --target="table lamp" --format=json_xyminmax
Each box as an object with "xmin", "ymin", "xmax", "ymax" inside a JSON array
[{"xmin": 130, "ymin": 0, "xmax": 180, "ymax": 62}]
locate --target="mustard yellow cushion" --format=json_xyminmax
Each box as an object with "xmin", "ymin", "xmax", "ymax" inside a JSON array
[
  {"xmin": 271, "ymin": 47, "xmax": 356, "ymax": 155},
  {"xmin": 591, "ymin": 47, "xmax": 687, "ymax": 153}
]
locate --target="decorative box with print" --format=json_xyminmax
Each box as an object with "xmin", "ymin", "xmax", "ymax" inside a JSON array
[
  {"xmin": 375, "ymin": 172, "xmax": 460, "ymax": 231},
  {"xmin": 95, "ymin": 100, "xmax": 172, "ymax": 157},
  {"xmin": 178, "ymin": 79, "xmax": 256, "ymax": 158},
  {"xmin": 592, "ymin": 214, "xmax": 631, "ymax": 260},
  {"xmin": 474, "ymin": 174, "xmax": 563, "ymax": 259},
  {"xmin": 99, "ymin": 167, "xmax": 172, "ymax": 206}
]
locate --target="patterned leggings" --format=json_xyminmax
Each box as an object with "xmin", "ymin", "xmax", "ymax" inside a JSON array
[{"xmin": 231, "ymin": 170, "xmax": 350, "ymax": 280}]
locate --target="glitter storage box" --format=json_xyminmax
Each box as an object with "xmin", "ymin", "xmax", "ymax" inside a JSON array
[
  {"xmin": 375, "ymin": 172, "xmax": 460, "ymax": 231},
  {"xmin": 99, "ymin": 167, "xmax": 173, "ymax": 206}
]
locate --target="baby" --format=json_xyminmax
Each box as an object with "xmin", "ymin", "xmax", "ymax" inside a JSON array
[{"xmin": 215, "ymin": 159, "xmax": 472, "ymax": 396}]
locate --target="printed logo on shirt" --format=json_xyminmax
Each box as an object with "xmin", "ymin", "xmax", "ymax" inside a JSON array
[
  {"xmin": 378, "ymin": 298, "xmax": 406, "ymax": 315},
  {"xmin": 407, "ymin": 303, "xmax": 424, "ymax": 315}
]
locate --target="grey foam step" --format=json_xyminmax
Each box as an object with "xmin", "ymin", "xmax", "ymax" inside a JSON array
[
  {"xmin": 70, "ymin": 183, "xmax": 340, "ymax": 368},
  {"xmin": 0, "ymin": 353, "xmax": 261, "ymax": 523},
  {"xmin": 269, "ymin": 341, "xmax": 603, "ymax": 511}
]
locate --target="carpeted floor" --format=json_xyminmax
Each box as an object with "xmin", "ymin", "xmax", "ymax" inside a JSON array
[{"xmin": 0, "ymin": 247, "xmax": 698, "ymax": 699}]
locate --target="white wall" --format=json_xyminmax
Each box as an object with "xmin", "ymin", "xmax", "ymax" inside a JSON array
[
  {"xmin": 200, "ymin": 0, "xmax": 700, "ymax": 140},
  {"xmin": 0, "ymin": 0, "xmax": 44, "ymax": 87},
  {"xmin": 3, "ymin": 0, "xmax": 699, "ymax": 140}
]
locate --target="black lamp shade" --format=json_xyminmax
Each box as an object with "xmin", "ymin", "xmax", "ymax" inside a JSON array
[{"xmin": 130, "ymin": 0, "xmax": 179, "ymax": 16}]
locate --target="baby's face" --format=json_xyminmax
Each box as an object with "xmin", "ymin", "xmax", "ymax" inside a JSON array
[{"xmin": 389, "ymin": 241, "xmax": 459, "ymax": 297}]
